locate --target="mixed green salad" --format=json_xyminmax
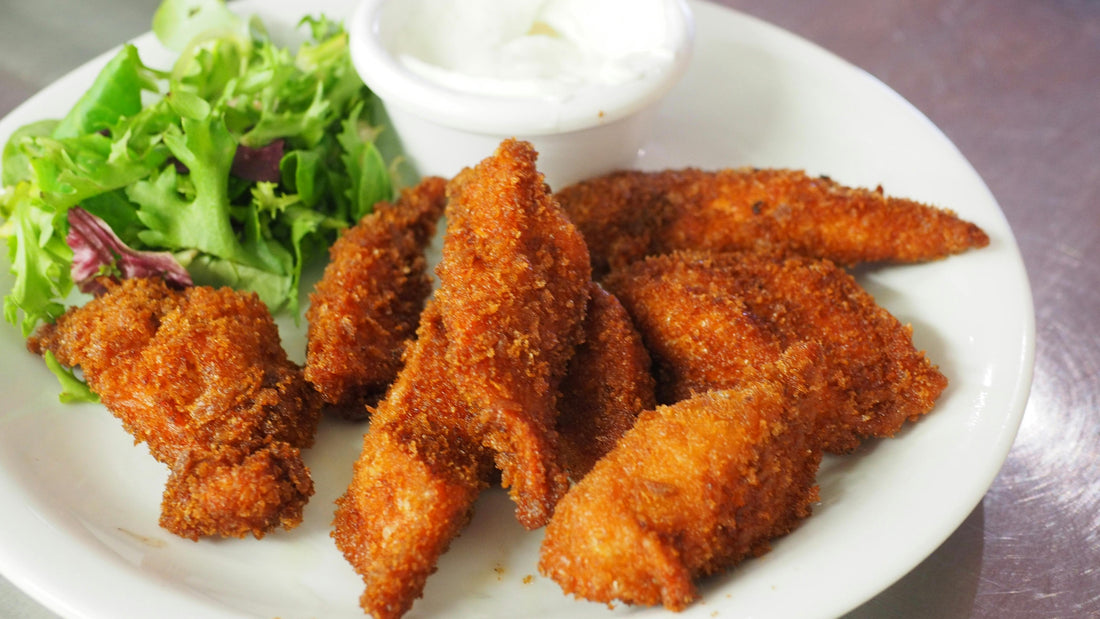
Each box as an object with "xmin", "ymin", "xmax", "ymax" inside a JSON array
[{"xmin": 0, "ymin": 0, "xmax": 411, "ymax": 344}]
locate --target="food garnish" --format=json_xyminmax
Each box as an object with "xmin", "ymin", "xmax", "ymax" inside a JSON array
[{"xmin": 0, "ymin": 0, "xmax": 411, "ymax": 348}]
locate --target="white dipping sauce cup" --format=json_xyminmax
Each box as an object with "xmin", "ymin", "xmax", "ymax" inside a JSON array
[{"xmin": 348, "ymin": 0, "xmax": 694, "ymax": 189}]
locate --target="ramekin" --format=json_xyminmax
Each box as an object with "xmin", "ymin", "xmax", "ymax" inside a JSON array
[{"xmin": 348, "ymin": 0, "xmax": 695, "ymax": 189}]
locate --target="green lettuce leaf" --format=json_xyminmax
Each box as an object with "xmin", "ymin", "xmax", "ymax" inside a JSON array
[
  {"xmin": 2, "ymin": 183, "xmax": 72, "ymax": 336},
  {"xmin": 51, "ymin": 44, "xmax": 155, "ymax": 140},
  {"xmin": 1, "ymin": 120, "xmax": 57, "ymax": 187},
  {"xmin": 129, "ymin": 114, "xmax": 256, "ymax": 263},
  {"xmin": 337, "ymin": 102, "xmax": 392, "ymax": 222},
  {"xmin": 43, "ymin": 351, "xmax": 100, "ymax": 404},
  {"xmin": 152, "ymin": 0, "xmax": 244, "ymax": 53}
]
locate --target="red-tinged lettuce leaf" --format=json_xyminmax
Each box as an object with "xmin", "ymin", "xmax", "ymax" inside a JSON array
[
  {"xmin": 78, "ymin": 189, "xmax": 146, "ymax": 246},
  {"xmin": 66, "ymin": 206, "xmax": 191, "ymax": 295},
  {"xmin": 231, "ymin": 138, "xmax": 283, "ymax": 183}
]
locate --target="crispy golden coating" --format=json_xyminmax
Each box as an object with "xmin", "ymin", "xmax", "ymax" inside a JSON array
[
  {"xmin": 28, "ymin": 277, "xmax": 320, "ymax": 539},
  {"xmin": 435, "ymin": 139, "xmax": 591, "ymax": 529},
  {"xmin": 556, "ymin": 168, "xmax": 990, "ymax": 277},
  {"xmin": 539, "ymin": 345, "xmax": 825, "ymax": 611},
  {"xmin": 557, "ymin": 282, "xmax": 655, "ymax": 480},
  {"xmin": 305, "ymin": 177, "xmax": 447, "ymax": 418},
  {"xmin": 605, "ymin": 250, "xmax": 948, "ymax": 452},
  {"xmin": 604, "ymin": 253, "xmax": 784, "ymax": 405},
  {"xmin": 332, "ymin": 302, "xmax": 493, "ymax": 619},
  {"xmin": 162, "ymin": 441, "xmax": 312, "ymax": 540}
]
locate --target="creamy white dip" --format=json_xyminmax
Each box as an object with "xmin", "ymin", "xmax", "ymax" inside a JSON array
[{"xmin": 377, "ymin": 0, "xmax": 679, "ymax": 100}]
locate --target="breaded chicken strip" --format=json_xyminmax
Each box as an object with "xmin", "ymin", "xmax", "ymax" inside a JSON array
[
  {"xmin": 332, "ymin": 301, "xmax": 493, "ymax": 619},
  {"xmin": 556, "ymin": 168, "xmax": 990, "ymax": 277},
  {"xmin": 539, "ymin": 344, "xmax": 826, "ymax": 611},
  {"xmin": 557, "ymin": 282, "xmax": 655, "ymax": 480},
  {"xmin": 605, "ymin": 250, "xmax": 948, "ymax": 452},
  {"xmin": 305, "ymin": 177, "xmax": 447, "ymax": 418},
  {"xmin": 435, "ymin": 139, "xmax": 591, "ymax": 529},
  {"xmin": 605, "ymin": 254, "xmax": 785, "ymax": 405},
  {"xmin": 28, "ymin": 277, "xmax": 320, "ymax": 539}
]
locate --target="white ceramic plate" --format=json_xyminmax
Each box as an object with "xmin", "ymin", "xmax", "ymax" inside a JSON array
[{"xmin": 0, "ymin": 1, "xmax": 1034, "ymax": 618}]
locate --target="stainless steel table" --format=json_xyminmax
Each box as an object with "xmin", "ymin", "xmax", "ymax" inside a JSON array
[{"xmin": 1, "ymin": 0, "xmax": 1097, "ymax": 617}]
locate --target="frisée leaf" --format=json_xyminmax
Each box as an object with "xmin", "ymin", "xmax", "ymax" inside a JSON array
[{"xmin": 2, "ymin": 183, "xmax": 71, "ymax": 336}]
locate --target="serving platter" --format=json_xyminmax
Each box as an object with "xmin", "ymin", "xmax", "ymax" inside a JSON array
[{"xmin": 0, "ymin": 1, "xmax": 1034, "ymax": 617}]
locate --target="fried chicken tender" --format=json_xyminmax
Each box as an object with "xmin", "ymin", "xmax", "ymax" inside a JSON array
[
  {"xmin": 539, "ymin": 344, "xmax": 826, "ymax": 611},
  {"xmin": 555, "ymin": 168, "xmax": 991, "ymax": 277},
  {"xmin": 305, "ymin": 177, "xmax": 447, "ymax": 418},
  {"xmin": 332, "ymin": 301, "xmax": 493, "ymax": 619},
  {"xmin": 605, "ymin": 253, "xmax": 785, "ymax": 406},
  {"xmin": 604, "ymin": 250, "xmax": 948, "ymax": 452},
  {"xmin": 435, "ymin": 139, "xmax": 591, "ymax": 529},
  {"xmin": 27, "ymin": 277, "xmax": 320, "ymax": 539},
  {"xmin": 556, "ymin": 282, "xmax": 655, "ymax": 480}
]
